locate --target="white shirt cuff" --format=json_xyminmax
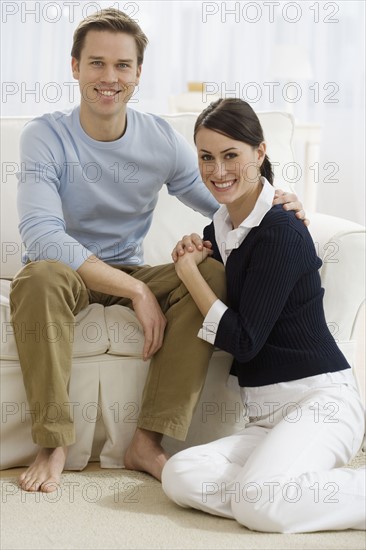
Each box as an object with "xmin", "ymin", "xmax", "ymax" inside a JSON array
[{"xmin": 197, "ymin": 299, "xmax": 228, "ymax": 345}]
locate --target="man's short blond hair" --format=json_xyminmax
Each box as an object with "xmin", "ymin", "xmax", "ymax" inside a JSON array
[{"xmin": 71, "ymin": 8, "xmax": 148, "ymax": 65}]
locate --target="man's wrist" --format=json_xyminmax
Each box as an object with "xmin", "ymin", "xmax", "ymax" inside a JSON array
[{"xmin": 127, "ymin": 279, "xmax": 146, "ymax": 301}]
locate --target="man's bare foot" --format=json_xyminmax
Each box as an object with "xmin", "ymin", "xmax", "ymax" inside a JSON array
[
  {"xmin": 18, "ymin": 446, "xmax": 68, "ymax": 492},
  {"xmin": 124, "ymin": 428, "xmax": 170, "ymax": 481}
]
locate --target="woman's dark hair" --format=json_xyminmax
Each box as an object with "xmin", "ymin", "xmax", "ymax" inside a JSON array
[{"xmin": 194, "ymin": 98, "xmax": 274, "ymax": 185}]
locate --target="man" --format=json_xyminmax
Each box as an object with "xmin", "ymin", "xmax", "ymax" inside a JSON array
[{"xmin": 10, "ymin": 8, "xmax": 306, "ymax": 492}]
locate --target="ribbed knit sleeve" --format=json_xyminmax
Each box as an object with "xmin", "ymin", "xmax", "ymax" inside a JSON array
[
  {"xmin": 204, "ymin": 208, "xmax": 349, "ymax": 386},
  {"xmin": 214, "ymin": 222, "xmax": 311, "ymax": 363},
  {"xmin": 203, "ymin": 223, "xmax": 223, "ymax": 263}
]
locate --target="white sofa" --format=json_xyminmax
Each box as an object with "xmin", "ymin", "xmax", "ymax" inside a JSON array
[{"xmin": 1, "ymin": 112, "xmax": 365, "ymax": 471}]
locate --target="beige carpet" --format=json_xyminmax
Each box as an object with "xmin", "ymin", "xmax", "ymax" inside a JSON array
[{"xmin": 1, "ymin": 452, "xmax": 365, "ymax": 550}]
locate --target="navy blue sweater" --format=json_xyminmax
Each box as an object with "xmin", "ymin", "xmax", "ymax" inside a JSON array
[{"xmin": 203, "ymin": 205, "xmax": 350, "ymax": 387}]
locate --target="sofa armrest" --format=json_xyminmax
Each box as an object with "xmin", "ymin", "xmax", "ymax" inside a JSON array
[{"xmin": 308, "ymin": 212, "xmax": 365, "ymax": 344}]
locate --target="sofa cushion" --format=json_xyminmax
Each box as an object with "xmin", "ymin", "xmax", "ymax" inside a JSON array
[{"xmin": 104, "ymin": 305, "xmax": 144, "ymax": 357}]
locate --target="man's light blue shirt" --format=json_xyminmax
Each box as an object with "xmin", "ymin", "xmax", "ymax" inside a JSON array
[{"xmin": 17, "ymin": 106, "xmax": 218, "ymax": 270}]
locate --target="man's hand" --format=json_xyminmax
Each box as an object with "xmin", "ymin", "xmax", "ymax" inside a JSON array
[
  {"xmin": 273, "ymin": 189, "xmax": 310, "ymax": 226},
  {"xmin": 172, "ymin": 233, "xmax": 213, "ymax": 262},
  {"xmin": 131, "ymin": 282, "xmax": 167, "ymax": 361},
  {"xmin": 77, "ymin": 256, "xmax": 167, "ymax": 361}
]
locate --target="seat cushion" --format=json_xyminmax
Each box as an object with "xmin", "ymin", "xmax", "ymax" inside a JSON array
[{"xmin": 104, "ymin": 305, "xmax": 144, "ymax": 357}]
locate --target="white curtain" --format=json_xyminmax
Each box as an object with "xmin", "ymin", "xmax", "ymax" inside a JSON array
[{"xmin": 1, "ymin": 0, "xmax": 365, "ymax": 224}]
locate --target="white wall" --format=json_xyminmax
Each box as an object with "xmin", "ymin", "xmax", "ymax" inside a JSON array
[{"xmin": 1, "ymin": 0, "xmax": 365, "ymax": 224}]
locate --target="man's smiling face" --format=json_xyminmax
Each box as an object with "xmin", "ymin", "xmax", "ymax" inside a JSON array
[{"xmin": 72, "ymin": 30, "xmax": 141, "ymax": 122}]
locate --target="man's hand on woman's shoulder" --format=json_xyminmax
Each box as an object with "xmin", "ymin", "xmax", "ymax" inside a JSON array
[{"xmin": 273, "ymin": 189, "xmax": 310, "ymax": 226}]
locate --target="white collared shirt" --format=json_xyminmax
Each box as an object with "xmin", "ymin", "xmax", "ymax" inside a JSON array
[{"xmin": 197, "ymin": 177, "xmax": 275, "ymax": 344}]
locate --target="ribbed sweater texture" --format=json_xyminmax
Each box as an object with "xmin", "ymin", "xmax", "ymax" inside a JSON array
[{"xmin": 203, "ymin": 205, "xmax": 350, "ymax": 387}]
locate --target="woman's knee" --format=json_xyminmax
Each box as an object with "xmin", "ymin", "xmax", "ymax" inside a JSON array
[
  {"xmin": 162, "ymin": 449, "xmax": 208, "ymax": 507},
  {"xmin": 162, "ymin": 452, "xmax": 192, "ymax": 505}
]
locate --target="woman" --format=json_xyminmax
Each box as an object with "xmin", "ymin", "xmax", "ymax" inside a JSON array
[{"xmin": 161, "ymin": 98, "xmax": 365, "ymax": 533}]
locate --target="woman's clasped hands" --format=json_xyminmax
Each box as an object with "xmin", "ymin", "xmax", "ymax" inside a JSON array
[{"xmin": 171, "ymin": 233, "xmax": 213, "ymax": 272}]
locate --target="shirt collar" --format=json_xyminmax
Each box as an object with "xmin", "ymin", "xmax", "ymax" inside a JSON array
[
  {"xmin": 213, "ymin": 177, "xmax": 275, "ymax": 261},
  {"xmin": 213, "ymin": 177, "xmax": 275, "ymax": 230}
]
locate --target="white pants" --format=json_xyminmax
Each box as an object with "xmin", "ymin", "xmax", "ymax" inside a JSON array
[{"xmin": 162, "ymin": 369, "xmax": 366, "ymax": 533}]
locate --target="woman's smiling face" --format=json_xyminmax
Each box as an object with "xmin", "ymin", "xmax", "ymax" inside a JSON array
[{"xmin": 196, "ymin": 127, "xmax": 265, "ymax": 206}]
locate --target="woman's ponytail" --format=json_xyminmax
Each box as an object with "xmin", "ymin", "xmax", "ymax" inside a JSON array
[{"xmin": 260, "ymin": 154, "xmax": 274, "ymax": 186}]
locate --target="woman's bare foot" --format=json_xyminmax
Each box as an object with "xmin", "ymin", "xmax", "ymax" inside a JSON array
[
  {"xmin": 124, "ymin": 428, "xmax": 170, "ymax": 481},
  {"xmin": 18, "ymin": 446, "xmax": 68, "ymax": 492}
]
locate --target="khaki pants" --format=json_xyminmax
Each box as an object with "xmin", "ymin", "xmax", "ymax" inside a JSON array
[{"xmin": 10, "ymin": 259, "xmax": 226, "ymax": 448}]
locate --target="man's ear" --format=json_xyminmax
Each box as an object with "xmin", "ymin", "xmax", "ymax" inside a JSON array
[{"xmin": 71, "ymin": 57, "xmax": 80, "ymax": 80}]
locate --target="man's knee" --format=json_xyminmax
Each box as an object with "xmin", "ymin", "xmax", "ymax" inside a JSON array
[
  {"xmin": 14, "ymin": 259, "xmax": 73, "ymax": 281},
  {"xmin": 10, "ymin": 260, "xmax": 78, "ymax": 304},
  {"xmin": 198, "ymin": 258, "xmax": 226, "ymax": 301}
]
